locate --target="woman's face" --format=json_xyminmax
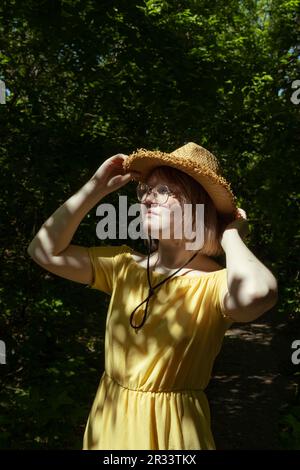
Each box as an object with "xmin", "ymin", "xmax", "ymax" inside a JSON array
[{"xmin": 139, "ymin": 171, "xmax": 192, "ymax": 242}]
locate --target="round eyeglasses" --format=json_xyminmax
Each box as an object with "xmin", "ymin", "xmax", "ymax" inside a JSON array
[{"xmin": 136, "ymin": 183, "xmax": 178, "ymax": 205}]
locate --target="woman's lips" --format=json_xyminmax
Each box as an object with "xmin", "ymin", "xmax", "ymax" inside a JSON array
[{"xmin": 147, "ymin": 210, "xmax": 159, "ymax": 215}]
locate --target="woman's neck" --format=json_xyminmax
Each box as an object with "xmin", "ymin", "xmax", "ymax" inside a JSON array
[{"xmin": 153, "ymin": 239, "xmax": 206, "ymax": 270}]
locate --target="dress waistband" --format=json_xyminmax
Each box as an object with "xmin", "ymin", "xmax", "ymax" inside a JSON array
[{"xmin": 103, "ymin": 371, "xmax": 205, "ymax": 395}]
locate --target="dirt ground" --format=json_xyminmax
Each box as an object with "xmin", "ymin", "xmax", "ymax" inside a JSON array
[{"xmin": 205, "ymin": 308, "xmax": 299, "ymax": 450}]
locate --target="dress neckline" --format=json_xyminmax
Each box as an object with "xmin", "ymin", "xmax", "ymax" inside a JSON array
[{"xmin": 124, "ymin": 251, "xmax": 226, "ymax": 282}]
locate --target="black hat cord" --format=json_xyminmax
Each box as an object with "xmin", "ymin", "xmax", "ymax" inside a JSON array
[{"xmin": 129, "ymin": 235, "xmax": 200, "ymax": 334}]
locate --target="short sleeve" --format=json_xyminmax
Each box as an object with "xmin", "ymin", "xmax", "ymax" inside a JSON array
[
  {"xmin": 86, "ymin": 244, "xmax": 132, "ymax": 295},
  {"xmin": 211, "ymin": 268, "xmax": 235, "ymax": 329}
]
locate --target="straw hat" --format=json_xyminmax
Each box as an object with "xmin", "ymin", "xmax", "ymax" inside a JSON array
[{"xmin": 123, "ymin": 142, "xmax": 238, "ymax": 217}]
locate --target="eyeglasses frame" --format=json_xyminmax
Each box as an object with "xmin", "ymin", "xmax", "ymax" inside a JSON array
[{"xmin": 136, "ymin": 182, "xmax": 181, "ymax": 205}]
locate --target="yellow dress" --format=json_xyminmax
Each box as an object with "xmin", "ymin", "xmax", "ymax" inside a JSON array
[{"xmin": 82, "ymin": 244, "xmax": 235, "ymax": 450}]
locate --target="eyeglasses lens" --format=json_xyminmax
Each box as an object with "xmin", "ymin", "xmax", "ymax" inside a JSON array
[{"xmin": 137, "ymin": 184, "xmax": 170, "ymax": 204}]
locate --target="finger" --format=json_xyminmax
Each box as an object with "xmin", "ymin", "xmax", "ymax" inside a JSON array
[
  {"xmin": 237, "ymin": 208, "xmax": 247, "ymax": 219},
  {"xmin": 115, "ymin": 153, "xmax": 128, "ymax": 160},
  {"xmin": 130, "ymin": 171, "xmax": 141, "ymax": 180},
  {"xmin": 122, "ymin": 170, "xmax": 141, "ymax": 180},
  {"xmin": 107, "ymin": 173, "xmax": 131, "ymax": 188}
]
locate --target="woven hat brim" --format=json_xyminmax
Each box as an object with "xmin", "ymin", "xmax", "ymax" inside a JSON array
[{"xmin": 123, "ymin": 149, "xmax": 238, "ymax": 216}]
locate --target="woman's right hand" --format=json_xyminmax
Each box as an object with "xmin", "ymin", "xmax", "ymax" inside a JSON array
[{"xmin": 91, "ymin": 153, "xmax": 141, "ymax": 195}]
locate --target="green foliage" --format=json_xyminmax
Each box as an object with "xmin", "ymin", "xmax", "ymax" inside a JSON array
[
  {"xmin": 279, "ymin": 374, "xmax": 300, "ymax": 450},
  {"xmin": 0, "ymin": 0, "xmax": 299, "ymax": 449}
]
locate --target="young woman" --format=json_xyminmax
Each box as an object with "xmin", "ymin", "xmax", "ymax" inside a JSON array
[{"xmin": 27, "ymin": 142, "xmax": 278, "ymax": 450}]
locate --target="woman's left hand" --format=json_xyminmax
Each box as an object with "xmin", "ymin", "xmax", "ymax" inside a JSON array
[{"xmin": 221, "ymin": 207, "xmax": 250, "ymax": 243}]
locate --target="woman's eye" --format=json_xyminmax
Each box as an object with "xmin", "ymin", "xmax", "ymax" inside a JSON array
[{"xmin": 157, "ymin": 185, "xmax": 168, "ymax": 194}]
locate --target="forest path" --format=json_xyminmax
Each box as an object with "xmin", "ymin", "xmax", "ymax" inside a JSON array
[{"xmin": 206, "ymin": 309, "xmax": 298, "ymax": 449}]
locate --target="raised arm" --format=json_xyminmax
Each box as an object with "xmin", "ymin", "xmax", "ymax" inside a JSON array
[
  {"xmin": 27, "ymin": 154, "xmax": 140, "ymax": 285},
  {"xmin": 219, "ymin": 208, "xmax": 278, "ymax": 323}
]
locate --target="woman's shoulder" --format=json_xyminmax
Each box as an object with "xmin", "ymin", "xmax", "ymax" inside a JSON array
[
  {"xmin": 123, "ymin": 249, "xmax": 223, "ymax": 268},
  {"xmin": 129, "ymin": 249, "xmax": 224, "ymax": 278},
  {"xmin": 88, "ymin": 244, "xmax": 134, "ymax": 260}
]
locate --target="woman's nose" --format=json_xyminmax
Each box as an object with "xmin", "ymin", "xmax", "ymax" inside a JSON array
[{"xmin": 143, "ymin": 189, "xmax": 157, "ymax": 204}]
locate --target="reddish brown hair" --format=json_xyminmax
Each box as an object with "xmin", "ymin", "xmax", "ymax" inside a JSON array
[{"xmin": 144, "ymin": 165, "xmax": 229, "ymax": 256}]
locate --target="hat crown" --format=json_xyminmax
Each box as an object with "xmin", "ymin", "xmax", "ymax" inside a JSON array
[{"xmin": 171, "ymin": 142, "xmax": 222, "ymax": 175}]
